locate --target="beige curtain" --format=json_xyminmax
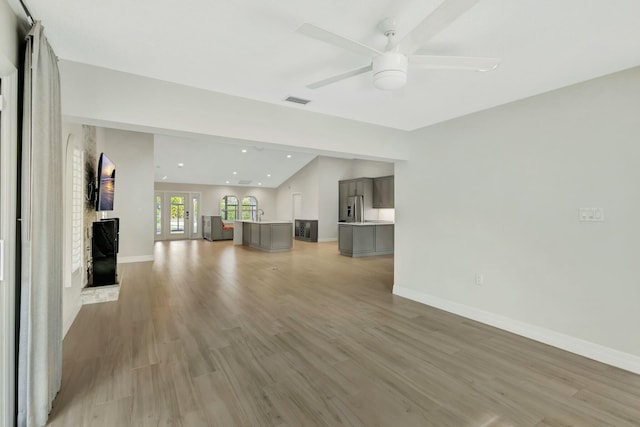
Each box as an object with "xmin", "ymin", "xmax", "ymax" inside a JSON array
[{"xmin": 18, "ymin": 21, "xmax": 63, "ymax": 427}]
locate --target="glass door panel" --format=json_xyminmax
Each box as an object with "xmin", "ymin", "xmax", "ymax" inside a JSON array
[
  {"xmin": 191, "ymin": 194, "xmax": 200, "ymax": 239},
  {"xmin": 167, "ymin": 193, "xmax": 189, "ymax": 240}
]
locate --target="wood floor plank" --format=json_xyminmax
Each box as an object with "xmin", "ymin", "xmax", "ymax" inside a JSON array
[{"xmin": 49, "ymin": 240, "xmax": 640, "ymax": 426}]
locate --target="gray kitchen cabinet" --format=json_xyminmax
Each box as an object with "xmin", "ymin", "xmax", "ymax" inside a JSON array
[
  {"xmin": 250, "ymin": 223, "xmax": 260, "ymax": 246},
  {"xmin": 373, "ymin": 175, "xmax": 394, "ymax": 208},
  {"xmin": 242, "ymin": 222, "xmax": 251, "ymax": 245},
  {"xmin": 295, "ymin": 219, "xmax": 318, "ymax": 242},
  {"xmin": 374, "ymin": 223, "xmax": 394, "ymax": 252},
  {"xmin": 346, "ymin": 179, "xmax": 365, "ymax": 197},
  {"xmin": 338, "ymin": 223, "xmax": 394, "ymax": 257},
  {"xmin": 338, "ymin": 224, "xmax": 353, "ymax": 253},
  {"xmin": 338, "ymin": 181, "xmax": 348, "ymax": 221},
  {"xmin": 241, "ymin": 221, "xmax": 293, "ymax": 252}
]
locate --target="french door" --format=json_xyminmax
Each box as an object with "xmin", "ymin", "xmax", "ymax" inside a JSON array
[{"xmin": 155, "ymin": 192, "xmax": 200, "ymax": 240}]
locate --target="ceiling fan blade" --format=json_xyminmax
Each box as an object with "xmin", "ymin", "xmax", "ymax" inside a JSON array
[
  {"xmin": 306, "ymin": 64, "xmax": 373, "ymax": 89},
  {"xmin": 296, "ymin": 23, "xmax": 382, "ymax": 57},
  {"xmin": 399, "ymin": 0, "xmax": 480, "ymax": 54},
  {"xmin": 410, "ymin": 55, "xmax": 500, "ymax": 71}
]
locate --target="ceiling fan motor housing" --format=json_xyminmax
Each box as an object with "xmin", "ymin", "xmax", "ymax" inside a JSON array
[{"xmin": 372, "ymin": 52, "xmax": 408, "ymax": 90}]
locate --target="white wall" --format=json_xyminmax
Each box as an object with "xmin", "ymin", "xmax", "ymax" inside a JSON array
[
  {"xmin": 276, "ymin": 157, "xmax": 320, "ymax": 223},
  {"xmin": 59, "ymin": 61, "xmax": 410, "ymax": 161},
  {"xmin": 154, "ymin": 182, "xmax": 277, "ymax": 223},
  {"xmin": 0, "ymin": 0, "xmax": 24, "ymax": 65},
  {"xmin": 96, "ymin": 127, "xmax": 155, "ymax": 262},
  {"xmin": 395, "ymin": 66, "xmax": 640, "ymax": 372}
]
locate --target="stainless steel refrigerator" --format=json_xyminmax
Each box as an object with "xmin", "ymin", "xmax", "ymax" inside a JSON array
[{"xmin": 346, "ymin": 195, "xmax": 364, "ymax": 222}]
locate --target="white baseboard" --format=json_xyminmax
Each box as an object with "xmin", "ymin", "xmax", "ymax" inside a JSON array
[
  {"xmin": 393, "ymin": 285, "xmax": 640, "ymax": 375},
  {"xmin": 119, "ymin": 255, "xmax": 154, "ymax": 264},
  {"xmin": 318, "ymin": 237, "xmax": 338, "ymax": 243}
]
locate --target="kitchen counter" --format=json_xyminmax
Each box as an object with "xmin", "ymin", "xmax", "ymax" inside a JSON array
[
  {"xmin": 338, "ymin": 222, "xmax": 394, "ymax": 257},
  {"xmin": 234, "ymin": 220, "xmax": 293, "ymax": 252}
]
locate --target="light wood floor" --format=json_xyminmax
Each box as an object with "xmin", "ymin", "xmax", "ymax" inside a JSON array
[{"xmin": 49, "ymin": 240, "xmax": 640, "ymax": 426}]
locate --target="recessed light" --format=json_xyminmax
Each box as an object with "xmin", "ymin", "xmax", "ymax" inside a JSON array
[
  {"xmin": 225, "ymin": 180, "xmax": 230, "ymax": 184},
  {"xmin": 241, "ymin": 149, "xmax": 247, "ymax": 153},
  {"xmin": 267, "ymin": 174, "xmax": 271, "ymax": 178},
  {"xmin": 162, "ymin": 175, "xmax": 168, "ymax": 180},
  {"xmin": 178, "ymin": 162, "xmax": 184, "ymax": 167},
  {"xmin": 258, "ymin": 182, "xmax": 262, "ymax": 186},
  {"xmin": 286, "ymin": 154, "xmax": 292, "ymax": 158},
  {"xmin": 233, "ymin": 171, "xmax": 237, "ymax": 175}
]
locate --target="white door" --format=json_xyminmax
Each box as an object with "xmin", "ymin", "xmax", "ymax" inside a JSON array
[
  {"xmin": 292, "ymin": 193, "xmax": 302, "ymax": 221},
  {"xmin": 167, "ymin": 192, "xmax": 190, "ymax": 240},
  {"xmin": 155, "ymin": 192, "xmax": 200, "ymax": 240}
]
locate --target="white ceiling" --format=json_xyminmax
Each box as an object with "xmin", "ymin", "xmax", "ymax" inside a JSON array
[
  {"xmin": 153, "ymin": 135, "xmax": 317, "ymax": 188},
  {"xmin": 11, "ymin": 0, "xmax": 640, "ymax": 185}
]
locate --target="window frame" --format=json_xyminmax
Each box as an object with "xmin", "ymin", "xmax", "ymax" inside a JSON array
[
  {"xmin": 220, "ymin": 195, "xmax": 239, "ymax": 221},
  {"xmin": 241, "ymin": 196, "xmax": 258, "ymax": 221}
]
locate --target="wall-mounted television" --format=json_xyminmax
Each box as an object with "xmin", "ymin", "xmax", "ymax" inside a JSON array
[{"xmin": 96, "ymin": 152, "xmax": 116, "ymax": 211}]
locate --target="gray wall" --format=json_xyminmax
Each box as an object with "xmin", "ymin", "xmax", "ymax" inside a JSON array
[{"xmin": 395, "ymin": 66, "xmax": 640, "ymax": 368}]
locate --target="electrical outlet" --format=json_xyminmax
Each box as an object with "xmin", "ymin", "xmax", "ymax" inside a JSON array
[{"xmin": 475, "ymin": 273, "xmax": 483, "ymax": 286}]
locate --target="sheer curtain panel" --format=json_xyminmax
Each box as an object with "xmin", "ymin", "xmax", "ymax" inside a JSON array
[{"xmin": 17, "ymin": 21, "xmax": 63, "ymax": 427}]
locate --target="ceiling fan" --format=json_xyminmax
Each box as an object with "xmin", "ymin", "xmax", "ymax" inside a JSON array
[{"xmin": 296, "ymin": 0, "xmax": 500, "ymax": 91}]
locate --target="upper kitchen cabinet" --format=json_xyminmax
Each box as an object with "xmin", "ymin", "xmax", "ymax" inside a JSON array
[
  {"xmin": 341, "ymin": 178, "xmax": 366, "ymax": 197},
  {"xmin": 373, "ymin": 175, "xmax": 394, "ymax": 208}
]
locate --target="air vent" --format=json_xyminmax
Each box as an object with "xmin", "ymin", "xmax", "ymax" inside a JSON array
[
  {"xmin": 284, "ymin": 96, "xmax": 311, "ymax": 105},
  {"xmin": 238, "ymin": 180, "xmax": 252, "ymax": 185}
]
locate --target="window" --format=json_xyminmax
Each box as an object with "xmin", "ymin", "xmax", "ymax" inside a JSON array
[
  {"xmin": 192, "ymin": 196, "xmax": 199, "ymax": 234},
  {"xmin": 71, "ymin": 148, "xmax": 83, "ymax": 272},
  {"xmin": 155, "ymin": 194, "xmax": 162, "ymax": 235},
  {"xmin": 220, "ymin": 195, "xmax": 238, "ymax": 220},
  {"xmin": 241, "ymin": 196, "xmax": 258, "ymax": 221}
]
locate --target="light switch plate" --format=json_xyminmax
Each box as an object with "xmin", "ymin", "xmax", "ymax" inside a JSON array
[{"xmin": 579, "ymin": 208, "xmax": 604, "ymax": 222}]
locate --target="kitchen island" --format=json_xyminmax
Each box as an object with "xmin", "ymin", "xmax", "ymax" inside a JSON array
[
  {"xmin": 338, "ymin": 222, "xmax": 394, "ymax": 257},
  {"xmin": 234, "ymin": 220, "xmax": 293, "ymax": 252}
]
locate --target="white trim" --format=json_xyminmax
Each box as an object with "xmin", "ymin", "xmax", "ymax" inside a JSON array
[
  {"xmin": 392, "ymin": 285, "xmax": 640, "ymax": 375},
  {"xmin": 0, "ymin": 64, "xmax": 18, "ymax": 427},
  {"xmin": 119, "ymin": 255, "xmax": 154, "ymax": 264},
  {"xmin": 318, "ymin": 237, "xmax": 338, "ymax": 242}
]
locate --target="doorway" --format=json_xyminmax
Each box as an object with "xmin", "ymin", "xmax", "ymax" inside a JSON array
[
  {"xmin": 292, "ymin": 193, "xmax": 302, "ymax": 221},
  {"xmin": 155, "ymin": 191, "xmax": 200, "ymax": 240},
  {"xmin": 168, "ymin": 193, "xmax": 189, "ymax": 240}
]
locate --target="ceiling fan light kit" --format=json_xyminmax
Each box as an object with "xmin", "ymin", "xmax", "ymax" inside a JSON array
[
  {"xmin": 372, "ymin": 52, "xmax": 408, "ymax": 90},
  {"xmin": 296, "ymin": 0, "xmax": 499, "ymax": 91}
]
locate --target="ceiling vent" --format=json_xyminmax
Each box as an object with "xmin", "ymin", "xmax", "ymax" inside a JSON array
[
  {"xmin": 238, "ymin": 180, "xmax": 252, "ymax": 185},
  {"xmin": 284, "ymin": 96, "xmax": 311, "ymax": 105}
]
